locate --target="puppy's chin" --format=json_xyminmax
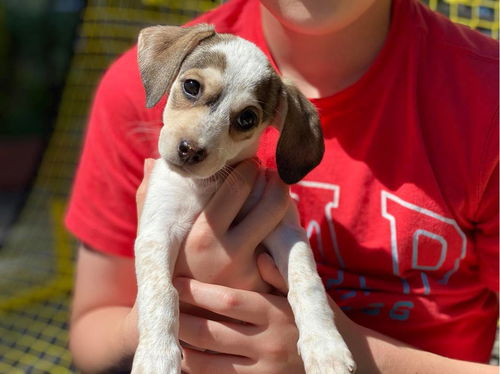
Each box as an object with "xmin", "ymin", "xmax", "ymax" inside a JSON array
[{"xmin": 164, "ymin": 158, "xmax": 225, "ymax": 180}]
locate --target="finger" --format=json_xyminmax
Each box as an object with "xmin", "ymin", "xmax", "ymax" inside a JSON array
[
  {"xmin": 229, "ymin": 170, "xmax": 290, "ymax": 249},
  {"xmin": 179, "ymin": 313, "xmax": 254, "ymax": 357},
  {"xmin": 257, "ymin": 252, "xmax": 288, "ymax": 295},
  {"xmin": 181, "ymin": 347, "xmax": 253, "ymax": 374},
  {"xmin": 174, "ymin": 277, "xmax": 270, "ymax": 325},
  {"xmin": 136, "ymin": 158, "xmax": 155, "ymax": 218},
  {"xmin": 202, "ymin": 160, "xmax": 260, "ymax": 233}
]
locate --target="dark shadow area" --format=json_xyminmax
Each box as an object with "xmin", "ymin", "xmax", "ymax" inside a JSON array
[{"xmin": 0, "ymin": 0, "xmax": 85, "ymax": 246}]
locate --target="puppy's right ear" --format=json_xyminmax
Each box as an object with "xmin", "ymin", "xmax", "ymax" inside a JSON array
[
  {"xmin": 274, "ymin": 82, "xmax": 324, "ymax": 184},
  {"xmin": 137, "ymin": 24, "xmax": 215, "ymax": 108}
]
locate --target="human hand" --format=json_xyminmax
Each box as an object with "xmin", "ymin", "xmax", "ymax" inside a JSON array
[
  {"xmin": 132, "ymin": 158, "xmax": 293, "ymax": 347},
  {"xmin": 174, "ymin": 159, "xmax": 291, "ymax": 293},
  {"xmin": 136, "ymin": 158, "xmax": 291, "ymax": 293},
  {"xmin": 136, "ymin": 158, "xmax": 155, "ymax": 219},
  {"xmin": 174, "ymin": 253, "xmax": 305, "ymax": 374}
]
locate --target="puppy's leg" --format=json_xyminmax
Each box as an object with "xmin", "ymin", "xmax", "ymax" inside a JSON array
[
  {"xmin": 132, "ymin": 237, "xmax": 182, "ymax": 374},
  {"xmin": 131, "ymin": 161, "xmax": 197, "ymax": 374},
  {"xmin": 264, "ymin": 205, "xmax": 356, "ymax": 374}
]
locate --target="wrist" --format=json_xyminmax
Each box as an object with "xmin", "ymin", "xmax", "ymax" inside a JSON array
[
  {"xmin": 334, "ymin": 316, "xmax": 496, "ymax": 374},
  {"xmin": 335, "ymin": 317, "xmax": 381, "ymax": 372},
  {"xmin": 350, "ymin": 323, "xmax": 401, "ymax": 372},
  {"xmin": 326, "ymin": 296, "xmax": 393, "ymax": 372}
]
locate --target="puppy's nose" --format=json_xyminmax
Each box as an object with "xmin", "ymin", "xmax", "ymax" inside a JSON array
[{"xmin": 177, "ymin": 140, "xmax": 207, "ymax": 164}]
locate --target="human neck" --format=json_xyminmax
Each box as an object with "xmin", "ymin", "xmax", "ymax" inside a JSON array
[{"xmin": 261, "ymin": 0, "xmax": 392, "ymax": 98}]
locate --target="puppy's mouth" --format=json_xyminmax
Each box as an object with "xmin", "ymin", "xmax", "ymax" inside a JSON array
[
  {"xmin": 164, "ymin": 158, "xmax": 194, "ymax": 176},
  {"xmin": 163, "ymin": 157, "xmax": 224, "ymax": 180},
  {"xmin": 166, "ymin": 160, "xmax": 188, "ymax": 174}
]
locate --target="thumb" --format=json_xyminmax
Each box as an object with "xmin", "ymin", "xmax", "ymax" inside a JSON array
[
  {"xmin": 136, "ymin": 158, "xmax": 155, "ymax": 218},
  {"xmin": 257, "ymin": 252, "xmax": 288, "ymax": 295}
]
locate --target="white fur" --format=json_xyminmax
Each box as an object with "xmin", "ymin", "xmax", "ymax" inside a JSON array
[
  {"xmin": 211, "ymin": 38, "xmax": 271, "ymax": 95},
  {"xmin": 132, "ymin": 160, "xmax": 216, "ymax": 373},
  {"xmin": 132, "ymin": 36, "xmax": 355, "ymax": 374}
]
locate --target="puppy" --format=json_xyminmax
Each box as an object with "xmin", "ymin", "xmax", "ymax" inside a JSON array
[{"xmin": 132, "ymin": 24, "xmax": 355, "ymax": 374}]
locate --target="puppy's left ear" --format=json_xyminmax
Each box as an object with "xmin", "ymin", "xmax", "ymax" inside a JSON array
[
  {"xmin": 274, "ymin": 82, "xmax": 324, "ymax": 184},
  {"xmin": 137, "ymin": 24, "xmax": 215, "ymax": 108}
]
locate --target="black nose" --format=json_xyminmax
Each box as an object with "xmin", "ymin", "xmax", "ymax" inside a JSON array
[{"xmin": 177, "ymin": 140, "xmax": 207, "ymax": 164}]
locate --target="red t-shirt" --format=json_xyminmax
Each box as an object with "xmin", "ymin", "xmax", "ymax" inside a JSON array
[{"xmin": 65, "ymin": 0, "xmax": 499, "ymax": 363}]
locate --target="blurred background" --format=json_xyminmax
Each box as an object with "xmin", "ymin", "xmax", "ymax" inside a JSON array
[{"xmin": 0, "ymin": 0, "xmax": 497, "ymax": 372}]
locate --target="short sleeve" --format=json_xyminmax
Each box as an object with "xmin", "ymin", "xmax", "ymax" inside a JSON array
[{"xmin": 65, "ymin": 47, "xmax": 163, "ymax": 257}]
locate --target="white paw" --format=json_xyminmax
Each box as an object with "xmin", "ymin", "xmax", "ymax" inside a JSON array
[
  {"xmin": 298, "ymin": 332, "xmax": 356, "ymax": 374},
  {"xmin": 131, "ymin": 340, "xmax": 182, "ymax": 374}
]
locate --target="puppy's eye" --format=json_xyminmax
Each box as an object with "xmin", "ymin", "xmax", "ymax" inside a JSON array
[
  {"xmin": 183, "ymin": 79, "xmax": 201, "ymax": 98},
  {"xmin": 235, "ymin": 108, "xmax": 259, "ymax": 131}
]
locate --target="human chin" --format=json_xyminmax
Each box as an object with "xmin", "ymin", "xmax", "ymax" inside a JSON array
[{"xmin": 260, "ymin": 0, "xmax": 377, "ymax": 34}]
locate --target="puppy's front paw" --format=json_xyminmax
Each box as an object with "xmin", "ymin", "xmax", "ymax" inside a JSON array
[
  {"xmin": 131, "ymin": 340, "xmax": 182, "ymax": 374},
  {"xmin": 298, "ymin": 332, "xmax": 356, "ymax": 374}
]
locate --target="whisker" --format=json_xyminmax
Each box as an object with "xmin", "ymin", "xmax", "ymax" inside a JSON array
[
  {"xmin": 248, "ymin": 158, "xmax": 262, "ymax": 168},
  {"xmin": 225, "ymin": 166, "xmax": 245, "ymax": 192}
]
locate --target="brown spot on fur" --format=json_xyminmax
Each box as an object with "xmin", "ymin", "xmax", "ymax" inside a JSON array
[
  {"xmin": 227, "ymin": 73, "xmax": 280, "ymax": 142},
  {"xmin": 254, "ymin": 74, "xmax": 281, "ymax": 123},
  {"xmin": 228, "ymin": 106, "xmax": 263, "ymax": 142},
  {"xmin": 229, "ymin": 128, "xmax": 255, "ymax": 141},
  {"xmin": 182, "ymin": 48, "xmax": 227, "ymax": 73},
  {"xmin": 169, "ymin": 67, "xmax": 223, "ymax": 111},
  {"xmin": 137, "ymin": 24, "xmax": 215, "ymax": 108},
  {"xmin": 165, "ymin": 106, "xmax": 210, "ymax": 140}
]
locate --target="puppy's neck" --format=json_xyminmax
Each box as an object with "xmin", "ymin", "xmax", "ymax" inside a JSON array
[{"xmin": 163, "ymin": 162, "xmax": 228, "ymax": 194}]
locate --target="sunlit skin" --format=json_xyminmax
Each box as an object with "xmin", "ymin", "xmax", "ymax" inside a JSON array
[
  {"xmin": 260, "ymin": 0, "xmax": 392, "ymax": 98},
  {"xmin": 260, "ymin": 0, "xmax": 380, "ymax": 34}
]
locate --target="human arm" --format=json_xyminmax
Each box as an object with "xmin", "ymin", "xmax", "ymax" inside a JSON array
[
  {"xmin": 69, "ymin": 244, "xmax": 138, "ymax": 373},
  {"xmin": 175, "ymin": 261, "xmax": 498, "ymax": 374}
]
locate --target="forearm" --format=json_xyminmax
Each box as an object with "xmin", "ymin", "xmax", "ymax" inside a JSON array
[
  {"xmin": 350, "ymin": 324, "xmax": 496, "ymax": 373},
  {"xmin": 332, "ymin": 298, "xmax": 497, "ymax": 374},
  {"xmin": 69, "ymin": 306, "xmax": 137, "ymax": 373}
]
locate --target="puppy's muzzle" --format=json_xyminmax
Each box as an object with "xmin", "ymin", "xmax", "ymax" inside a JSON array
[{"xmin": 177, "ymin": 139, "xmax": 207, "ymax": 164}]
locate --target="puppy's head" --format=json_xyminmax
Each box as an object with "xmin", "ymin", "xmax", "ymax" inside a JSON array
[{"xmin": 138, "ymin": 24, "xmax": 324, "ymax": 184}]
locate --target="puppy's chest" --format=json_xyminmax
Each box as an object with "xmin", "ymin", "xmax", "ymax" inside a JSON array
[{"xmin": 145, "ymin": 163, "xmax": 216, "ymax": 235}]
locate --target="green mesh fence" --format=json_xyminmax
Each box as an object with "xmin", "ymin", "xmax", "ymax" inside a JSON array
[{"xmin": 0, "ymin": 0, "xmax": 497, "ymax": 372}]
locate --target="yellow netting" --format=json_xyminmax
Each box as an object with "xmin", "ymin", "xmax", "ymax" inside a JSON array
[
  {"xmin": 428, "ymin": 0, "xmax": 499, "ymax": 37},
  {"xmin": 0, "ymin": 0, "xmax": 497, "ymax": 372}
]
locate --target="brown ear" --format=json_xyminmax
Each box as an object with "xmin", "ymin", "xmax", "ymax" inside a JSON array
[
  {"xmin": 137, "ymin": 24, "xmax": 215, "ymax": 108},
  {"xmin": 275, "ymin": 82, "xmax": 324, "ymax": 184}
]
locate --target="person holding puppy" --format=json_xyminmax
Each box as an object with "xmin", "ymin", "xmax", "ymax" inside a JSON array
[{"xmin": 66, "ymin": 0, "xmax": 499, "ymax": 373}]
